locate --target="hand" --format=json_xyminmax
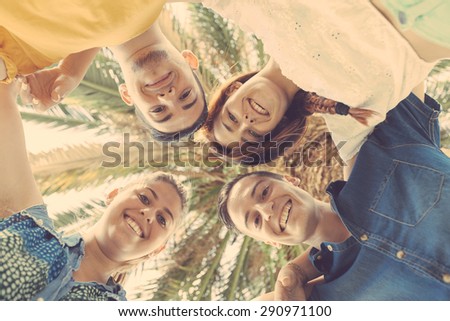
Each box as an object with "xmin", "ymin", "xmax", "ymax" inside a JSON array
[
  {"xmin": 19, "ymin": 66, "xmax": 81, "ymax": 111},
  {"xmin": 274, "ymin": 263, "xmax": 311, "ymax": 301}
]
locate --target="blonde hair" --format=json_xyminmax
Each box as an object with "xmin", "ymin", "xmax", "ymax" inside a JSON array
[{"xmin": 110, "ymin": 171, "xmax": 186, "ymax": 285}]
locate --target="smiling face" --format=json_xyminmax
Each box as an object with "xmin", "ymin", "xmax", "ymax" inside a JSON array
[
  {"xmin": 212, "ymin": 76, "xmax": 290, "ymax": 147},
  {"xmin": 95, "ymin": 180, "xmax": 183, "ymax": 262},
  {"xmin": 226, "ymin": 174, "xmax": 319, "ymax": 246},
  {"xmin": 119, "ymin": 48, "xmax": 205, "ymax": 135}
]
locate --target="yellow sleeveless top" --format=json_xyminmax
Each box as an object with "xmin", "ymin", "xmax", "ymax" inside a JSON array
[{"xmin": 0, "ymin": 0, "xmax": 166, "ymax": 82}]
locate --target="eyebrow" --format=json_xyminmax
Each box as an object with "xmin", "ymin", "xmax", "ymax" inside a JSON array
[
  {"xmin": 147, "ymin": 187, "xmax": 174, "ymax": 221},
  {"xmin": 244, "ymin": 211, "xmax": 250, "ymax": 229},
  {"xmin": 146, "ymin": 187, "xmax": 158, "ymax": 200},
  {"xmin": 244, "ymin": 180, "xmax": 264, "ymax": 228},
  {"xmin": 163, "ymin": 207, "xmax": 174, "ymax": 221},
  {"xmin": 151, "ymin": 112, "xmax": 172, "ymax": 123},
  {"xmin": 251, "ymin": 180, "xmax": 264, "ymax": 198},
  {"xmin": 221, "ymin": 119, "xmax": 232, "ymax": 133},
  {"xmin": 182, "ymin": 95, "xmax": 198, "ymax": 110}
]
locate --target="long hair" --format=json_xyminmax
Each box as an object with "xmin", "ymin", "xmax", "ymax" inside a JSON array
[{"xmin": 203, "ymin": 71, "xmax": 374, "ymax": 165}]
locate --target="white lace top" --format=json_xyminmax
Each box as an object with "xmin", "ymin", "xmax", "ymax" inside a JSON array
[{"xmin": 202, "ymin": 0, "xmax": 434, "ymax": 161}]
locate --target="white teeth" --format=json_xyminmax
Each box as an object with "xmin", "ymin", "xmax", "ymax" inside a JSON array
[
  {"xmin": 249, "ymin": 99, "xmax": 269, "ymax": 115},
  {"xmin": 125, "ymin": 216, "xmax": 144, "ymax": 238},
  {"xmin": 280, "ymin": 200, "xmax": 292, "ymax": 231}
]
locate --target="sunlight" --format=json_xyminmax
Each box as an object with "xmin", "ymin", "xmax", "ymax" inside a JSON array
[{"xmin": 23, "ymin": 120, "xmax": 106, "ymax": 154}]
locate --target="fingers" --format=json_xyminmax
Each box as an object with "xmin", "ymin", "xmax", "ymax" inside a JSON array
[
  {"xmin": 18, "ymin": 77, "xmax": 33, "ymax": 105},
  {"xmin": 274, "ymin": 267, "xmax": 298, "ymax": 301},
  {"xmin": 51, "ymin": 83, "xmax": 67, "ymax": 103},
  {"xmin": 51, "ymin": 88, "xmax": 62, "ymax": 103},
  {"xmin": 280, "ymin": 269, "xmax": 297, "ymax": 288},
  {"xmin": 18, "ymin": 76, "xmax": 61, "ymax": 112},
  {"xmin": 274, "ymin": 280, "xmax": 288, "ymax": 301},
  {"xmin": 18, "ymin": 78, "xmax": 46, "ymax": 111}
]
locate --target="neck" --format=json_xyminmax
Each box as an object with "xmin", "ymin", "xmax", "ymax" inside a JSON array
[
  {"xmin": 73, "ymin": 230, "xmax": 118, "ymax": 284},
  {"xmin": 109, "ymin": 23, "xmax": 166, "ymax": 63},
  {"xmin": 260, "ymin": 57, "xmax": 300, "ymax": 99},
  {"xmin": 306, "ymin": 201, "xmax": 351, "ymax": 248}
]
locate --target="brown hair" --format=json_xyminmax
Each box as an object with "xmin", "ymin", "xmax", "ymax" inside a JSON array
[{"xmin": 203, "ymin": 71, "xmax": 375, "ymax": 165}]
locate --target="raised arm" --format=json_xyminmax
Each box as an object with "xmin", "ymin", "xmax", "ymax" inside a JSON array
[
  {"xmin": 0, "ymin": 83, "xmax": 42, "ymax": 217},
  {"xmin": 20, "ymin": 47, "xmax": 100, "ymax": 111}
]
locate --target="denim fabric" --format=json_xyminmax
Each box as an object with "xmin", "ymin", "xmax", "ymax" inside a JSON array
[
  {"xmin": 382, "ymin": 0, "xmax": 450, "ymax": 47},
  {"xmin": 0, "ymin": 205, "xmax": 126, "ymax": 301},
  {"xmin": 309, "ymin": 93, "xmax": 450, "ymax": 300}
]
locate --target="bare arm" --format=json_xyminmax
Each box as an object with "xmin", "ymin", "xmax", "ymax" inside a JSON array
[
  {"xmin": 0, "ymin": 83, "xmax": 42, "ymax": 217},
  {"xmin": 58, "ymin": 48, "xmax": 100, "ymax": 80},
  {"xmin": 21, "ymin": 47, "xmax": 100, "ymax": 111}
]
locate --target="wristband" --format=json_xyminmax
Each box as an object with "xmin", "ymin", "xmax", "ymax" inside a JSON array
[{"xmin": 335, "ymin": 102, "xmax": 350, "ymax": 115}]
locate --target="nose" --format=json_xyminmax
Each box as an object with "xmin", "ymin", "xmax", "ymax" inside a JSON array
[
  {"xmin": 157, "ymin": 86, "xmax": 175, "ymax": 97},
  {"xmin": 243, "ymin": 113, "xmax": 255, "ymax": 125},
  {"xmin": 256, "ymin": 201, "xmax": 274, "ymax": 221},
  {"xmin": 140, "ymin": 209, "xmax": 154, "ymax": 224}
]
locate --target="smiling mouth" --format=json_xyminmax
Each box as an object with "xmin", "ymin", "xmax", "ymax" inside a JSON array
[
  {"xmin": 249, "ymin": 98, "xmax": 269, "ymax": 116},
  {"xmin": 125, "ymin": 214, "xmax": 144, "ymax": 238},
  {"xmin": 279, "ymin": 200, "xmax": 292, "ymax": 232}
]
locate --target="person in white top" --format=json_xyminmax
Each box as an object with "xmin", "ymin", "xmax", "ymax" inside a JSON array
[{"xmin": 191, "ymin": 0, "xmax": 450, "ymax": 171}]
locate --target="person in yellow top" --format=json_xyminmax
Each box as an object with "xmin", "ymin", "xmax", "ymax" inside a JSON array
[{"xmin": 0, "ymin": 0, "xmax": 207, "ymax": 141}]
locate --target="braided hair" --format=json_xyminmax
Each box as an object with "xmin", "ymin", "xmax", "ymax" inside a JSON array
[{"xmin": 301, "ymin": 90, "xmax": 375, "ymax": 126}]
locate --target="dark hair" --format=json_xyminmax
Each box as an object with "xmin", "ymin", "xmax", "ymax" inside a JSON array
[
  {"xmin": 204, "ymin": 71, "xmax": 375, "ymax": 165},
  {"xmin": 217, "ymin": 171, "xmax": 283, "ymax": 233},
  {"xmin": 135, "ymin": 71, "xmax": 208, "ymax": 142}
]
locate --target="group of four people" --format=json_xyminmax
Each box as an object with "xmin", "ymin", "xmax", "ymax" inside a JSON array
[{"xmin": 1, "ymin": 0, "xmax": 449, "ymax": 300}]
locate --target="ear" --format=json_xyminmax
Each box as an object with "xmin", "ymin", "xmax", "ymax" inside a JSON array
[
  {"xmin": 106, "ymin": 188, "xmax": 120, "ymax": 205},
  {"xmin": 225, "ymin": 81, "xmax": 243, "ymax": 97},
  {"xmin": 181, "ymin": 50, "xmax": 199, "ymax": 70},
  {"xmin": 264, "ymin": 240, "xmax": 282, "ymax": 249},
  {"xmin": 118, "ymin": 83, "xmax": 133, "ymax": 106},
  {"xmin": 283, "ymin": 175, "xmax": 301, "ymax": 187}
]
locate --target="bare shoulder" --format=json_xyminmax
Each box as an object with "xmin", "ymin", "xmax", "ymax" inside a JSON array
[{"xmin": 0, "ymin": 83, "xmax": 42, "ymax": 217}]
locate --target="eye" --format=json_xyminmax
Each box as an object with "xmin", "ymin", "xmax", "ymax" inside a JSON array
[
  {"xmin": 254, "ymin": 214, "xmax": 261, "ymax": 228},
  {"xmin": 157, "ymin": 214, "xmax": 166, "ymax": 228},
  {"xmin": 150, "ymin": 106, "xmax": 165, "ymax": 114},
  {"xmin": 180, "ymin": 89, "xmax": 192, "ymax": 100},
  {"xmin": 249, "ymin": 129, "xmax": 263, "ymax": 139},
  {"xmin": 261, "ymin": 186, "xmax": 270, "ymax": 199},
  {"xmin": 228, "ymin": 112, "xmax": 238, "ymax": 123},
  {"xmin": 138, "ymin": 193, "xmax": 150, "ymax": 205}
]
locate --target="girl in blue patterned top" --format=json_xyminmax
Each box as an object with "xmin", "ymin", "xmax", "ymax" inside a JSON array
[{"xmin": 0, "ymin": 81, "xmax": 186, "ymax": 300}]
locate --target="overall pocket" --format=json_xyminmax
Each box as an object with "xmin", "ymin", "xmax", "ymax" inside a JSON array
[{"xmin": 369, "ymin": 160, "xmax": 444, "ymax": 226}]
